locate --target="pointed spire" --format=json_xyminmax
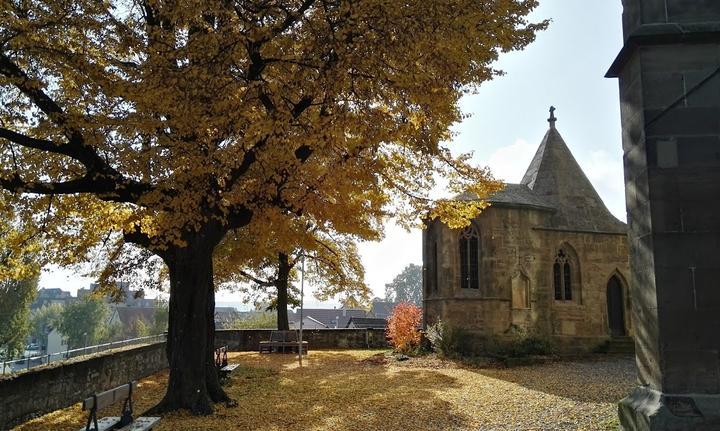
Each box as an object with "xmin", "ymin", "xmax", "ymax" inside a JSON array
[
  {"xmin": 520, "ymin": 117, "xmax": 626, "ymax": 233},
  {"xmin": 548, "ymin": 106, "xmax": 557, "ymax": 129}
]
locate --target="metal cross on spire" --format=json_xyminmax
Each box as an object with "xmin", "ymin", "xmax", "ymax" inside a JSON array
[{"xmin": 548, "ymin": 106, "xmax": 557, "ymax": 128}]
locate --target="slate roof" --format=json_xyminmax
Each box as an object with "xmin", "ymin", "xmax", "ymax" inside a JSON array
[
  {"xmin": 456, "ymin": 184, "xmax": 553, "ymax": 210},
  {"xmin": 346, "ymin": 317, "xmax": 388, "ymax": 329},
  {"xmin": 455, "ymin": 116, "xmax": 626, "ymax": 234},
  {"xmin": 369, "ymin": 302, "xmax": 399, "ymax": 319},
  {"xmin": 520, "ymin": 125, "xmax": 626, "ymax": 233}
]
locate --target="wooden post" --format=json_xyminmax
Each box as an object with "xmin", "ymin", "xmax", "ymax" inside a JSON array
[{"xmin": 298, "ymin": 254, "xmax": 305, "ymax": 366}]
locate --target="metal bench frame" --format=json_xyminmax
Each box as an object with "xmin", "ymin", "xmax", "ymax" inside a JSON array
[
  {"xmin": 80, "ymin": 382, "xmax": 159, "ymax": 431},
  {"xmin": 215, "ymin": 345, "xmax": 239, "ymax": 379}
]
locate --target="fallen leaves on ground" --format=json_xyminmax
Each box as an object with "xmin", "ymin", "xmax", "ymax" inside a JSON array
[{"xmin": 14, "ymin": 350, "xmax": 635, "ymax": 431}]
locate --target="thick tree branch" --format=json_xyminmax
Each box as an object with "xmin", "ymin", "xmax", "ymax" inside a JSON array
[
  {"xmin": 0, "ymin": 172, "xmax": 132, "ymax": 199},
  {"xmin": 0, "ymin": 53, "xmax": 153, "ymax": 202},
  {"xmin": 0, "ymin": 127, "xmax": 67, "ymax": 156},
  {"xmin": 237, "ymin": 270, "xmax": 275, "ymax": 287}
]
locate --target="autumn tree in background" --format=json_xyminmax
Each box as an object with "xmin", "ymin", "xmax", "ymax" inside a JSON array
[
  {"xmin": 386, "ymin": 302, "xmax": 423, "ymax": 354},
  {"xmin": 385, "ymin": 263, "xmax": 423, "ymax": 306},
  {"xmin": 0, "ymin": 217, "xmax": 39, "ymax": 360},
  {"xmin": 152, "ymin": 299, "xmax": 169, "ymax": 335},
  {"xmin": 59, "ymin": 297, "xmax": 110, "ymax": 349},
  {"xmin": 216, "ymin": 221, "xmax": 370, "ymax": 330},
  {"xmin": 0, "ymin": 0, "xmax": 544, "ymax": 414},
  {"xmin": 29, "ymin": 303, "xmax": 63, "ymax": 348},
  {"xmin": 0, "ymin": 274, "xmax": 38, "ymax": 360},
  {"xmin": 229, "ymin": 312, "xmax": 277, "ymax": 329}
]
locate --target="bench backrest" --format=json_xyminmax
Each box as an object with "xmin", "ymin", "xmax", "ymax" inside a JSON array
[
  {"xmin": 269, "ymin": 330, "xmax": 300, "ymax": 342},
  {"xmin": 270, "ymin": 330, "xmax": 299, "ymax": 342},
  {"xmin": 82, "ymin": 381, "xmax": 137, "ymax": 411}
]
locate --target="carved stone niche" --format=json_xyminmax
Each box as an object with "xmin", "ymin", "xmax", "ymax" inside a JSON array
[{"xmin": 510, "ymin": 270, "xmax": 531, "ymax": 328}]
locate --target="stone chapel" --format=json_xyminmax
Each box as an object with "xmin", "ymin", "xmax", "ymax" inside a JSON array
[{"xmin": 422, "ymin": 109, "xmax": 632, "ymax": 353}]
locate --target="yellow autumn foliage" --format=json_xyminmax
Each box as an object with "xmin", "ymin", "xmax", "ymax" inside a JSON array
[
  {"xmin": 1, "ymin": 0, "xmax": 547, "ymax": 412},
  {"xmin": 1, "ymin": 0, "xmax": 543, "ymax": 259}
]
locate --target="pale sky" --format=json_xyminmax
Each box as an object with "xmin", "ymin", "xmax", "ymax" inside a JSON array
[{"xmin": 40, "ymin": 1, "xmax": 627, "ymax": 309}]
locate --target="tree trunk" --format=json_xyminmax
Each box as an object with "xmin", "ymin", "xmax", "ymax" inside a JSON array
[
  {"xmin": 150, "ymin": 230, "xmax": 229, "ymax": 414},
  {"xmin": 275, "ymin": 252, "xmax": 291, "ymax": 331}
]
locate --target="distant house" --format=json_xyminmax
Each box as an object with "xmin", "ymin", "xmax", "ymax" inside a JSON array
[
  {"xmin": 46, "ymin": 328, "xmax": 68, "ymax": 355},
  {"xmin": 369, "ymin": 302, "xmax": 399, "ymax": 320},
  {"xmin": 290, "ymin": 315, "xmax": 329, "ymax": 329},
  {"xmin": 31, "ymin": 288, "xmax": 73, "ymax": 310},
  {"xmin": 108, "ymin": 306, "xmax": 157, "ymax": 335},
  {"xmin": 84, "ymin": 282, "xmax": 158, "ymax": 308},
  {"xmin": 214, "ymin": 307, "xmax": 240, "ymax": 329},
  {"xmin": 288, "ymin": 308, "xmax": 367, "ymax": 329},
  {"xmin": 345, "ymin": 317, "xmax": 388, "ymax": 329}
]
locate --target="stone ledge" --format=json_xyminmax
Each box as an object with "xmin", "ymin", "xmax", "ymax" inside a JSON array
[{"xmin": 619, "ymin": 386, "xmax": 720, "ymax": 430}]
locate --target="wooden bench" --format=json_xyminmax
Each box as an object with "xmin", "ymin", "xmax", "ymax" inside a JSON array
[
  {"xmin": 259, "ymin": 330, "xmax": 308, "ymax": 354},
  {"xmin": 79, "ymin": 381, "xmax": 159, "ymax": 431},
  {"xmin": 214, "ymin": 345, "xmax": 239, "ymax": 379}
]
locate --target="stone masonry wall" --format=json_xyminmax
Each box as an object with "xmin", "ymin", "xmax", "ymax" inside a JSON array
[
  {"xmin": 215, "ymin": 328, "xmax": 389, "ymax": 351},
  {"xmin": 617, "ymin": 22, "xmax": 720, "ymax": 394},
  {"xmin": 0, "ymin": 342, "xmax": 167, "ymax": 430},
  {"xmin": 424, "ymin": 206, "xmax": 630, "ymax": 354}
]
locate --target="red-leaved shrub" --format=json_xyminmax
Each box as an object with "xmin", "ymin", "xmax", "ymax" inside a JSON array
[{"xmin": 386, "ymin": 302, "xmax": 422, "ymax": 354}]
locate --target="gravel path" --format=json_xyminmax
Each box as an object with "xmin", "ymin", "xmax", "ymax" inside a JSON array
[{"xmin": 15, "ymin": 350, "xmax": 636, "ymax": 431}]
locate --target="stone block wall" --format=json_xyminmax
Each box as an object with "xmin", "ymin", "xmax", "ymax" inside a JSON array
[
  {"xmin": 215, "ymin": 328, "xmax": 389, "ymax": 351},
  {"xmin": 617, "ymin": 36, "xmax": 720, "ymax": 395},
  {"xmin": 0, "ymin": 342, "xmax": 167, "ymax": 430},
  {"xmin": 424, "ymin": 205, "xmax": 630, "ymax": 354}
]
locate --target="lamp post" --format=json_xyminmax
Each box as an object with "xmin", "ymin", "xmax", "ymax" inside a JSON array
[{"xmin": 298, "ymin": 253, "xmax": 305, "ymax": 367}]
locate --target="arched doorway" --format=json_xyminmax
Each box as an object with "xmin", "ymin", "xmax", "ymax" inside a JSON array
[{"xmin": 606, "ymin": 275, "xmax": 626, "ymax": 337}]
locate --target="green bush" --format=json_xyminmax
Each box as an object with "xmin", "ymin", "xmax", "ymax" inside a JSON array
[
  {"xmin": 503, "ymin": 336, "xmax": 553, "ymax": 357},
  {"xmin": 487, "ymin": 325, "xmax": 554, "ymax": 358},
  {"xmin": 425, "ymin": 320, "xmax": 465, "ymax": 358}
]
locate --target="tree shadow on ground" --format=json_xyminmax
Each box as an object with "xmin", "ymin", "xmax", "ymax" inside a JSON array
[
  {"xmin": 192, "ymin": 350, "xmax": 469, "ymax": 431},
  {"xmin": 17, "ymin": 350, "xmax": 470, "ymax": 431},
  {"xmin": 470, "ymin": 355, "xmax": 637, "ymax": 403},
  {"xmin": 14, "ymin": 351, "xmax": 635, "ymax": 431}
]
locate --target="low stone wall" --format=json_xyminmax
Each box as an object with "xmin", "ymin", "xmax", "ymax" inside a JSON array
[
  {"xmin": 1, "ymin": 329, "xmax": 388, "ymax": 429},
  {"xmin": 0, "ymin": 342, "xmax": 167, "ymax": 430},
  {"xmin": 215, "ymin": 328, "xmax": 389, "ymax": 351}
]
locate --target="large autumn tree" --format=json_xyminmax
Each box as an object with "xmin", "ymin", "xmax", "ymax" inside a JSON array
[{"xmin": 0, "ymin": 0, "xmax": 544, "ymax": 414}]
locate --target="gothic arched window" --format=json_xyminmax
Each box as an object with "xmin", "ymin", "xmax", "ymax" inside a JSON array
[
  {"xmin": 459, "ymin": 225, "xmax": 480, "ymax": 290},
  {"xmin": 553, "ymin": 249, "xmax": 574, "ymax": 301}
]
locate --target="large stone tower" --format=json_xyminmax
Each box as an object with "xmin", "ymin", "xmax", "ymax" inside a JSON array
[{"xmin": 607, "ymin": 1, "xmax": 720, "ymax": 429}]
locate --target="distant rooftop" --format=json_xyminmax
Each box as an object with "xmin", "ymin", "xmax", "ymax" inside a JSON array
[
  {"xmin": 369, "ymin": 302, "xmax": 399, "ymax": 319},
  {"xmin": 346, "ymin": 317, "xmax": 388, "ymax": 329},
  {"xmin": 288, "ymin": 308, "xmax": 367, "ymax": 329}
]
